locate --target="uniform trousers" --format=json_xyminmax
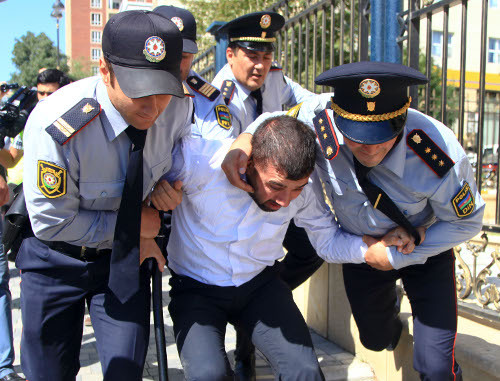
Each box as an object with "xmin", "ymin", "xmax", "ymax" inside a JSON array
[
  {"xmin": 16, "ymin": 237, "xmax": 151, "ymax": 381},
  {"xmin": 234, "ymin": 220, "xmax": 324, "ymax": 362},
  {"xmin": 0, "ymin": 218, "xmax": 17, "ymax": 379},
  {"xmin": 343, "ymin": 250, "xmax": 462, "ymax": 381},
  {"xmin": 168, "ymin": 264, "xmax": 325, "ymax": 381}
]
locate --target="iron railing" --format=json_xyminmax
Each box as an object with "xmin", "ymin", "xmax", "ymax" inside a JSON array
[
  {"xmin": 191, "ymin": 0, "xmax": 500, "ymax": 318},
  {"xmin": 192, "ymin": 45, "xmax": 216, "ymax": 82}
]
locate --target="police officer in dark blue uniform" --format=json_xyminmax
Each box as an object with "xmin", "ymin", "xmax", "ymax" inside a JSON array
[{"xmin": 18, "ymin": 11, "xmax": 185, "ymax": 381}]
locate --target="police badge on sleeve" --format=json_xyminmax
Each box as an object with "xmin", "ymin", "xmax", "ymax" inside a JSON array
[
  {"xmin": 452, "ymin": 181, "xmax": 475, "ymax": 218},
  {"xmin": 37, "ymin": 160, "xmax": 67, "ymax": 198}
]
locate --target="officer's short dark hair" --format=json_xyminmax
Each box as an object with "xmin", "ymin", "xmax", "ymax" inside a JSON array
[
  {"xmin": 36, "ymin": 69, "xmax": 71, "ymax": 88},
  {"xmin": 252, "ymin": 115, "xmax": 317, "ymax": 180},
  {"xmin": 228, "ymin": 42, "xmax": 240, "ymax": 51}
]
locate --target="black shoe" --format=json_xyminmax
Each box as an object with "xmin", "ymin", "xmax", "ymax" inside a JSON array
[
  {"xmin": 0, "ymin": 373, "xmax": 26, "ymax": 381},
  {"xmin": 386, "ymin": 285, "xmax": 404, "ymax": 352},
  {"xmin": 234, "ymin": 352, "xmax": 256, "ymax": 381}
]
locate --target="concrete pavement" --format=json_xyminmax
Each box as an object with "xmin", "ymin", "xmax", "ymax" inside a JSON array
[{"xmin": 8, "ymin": 262, "xmax": 375, "ymax": 380}]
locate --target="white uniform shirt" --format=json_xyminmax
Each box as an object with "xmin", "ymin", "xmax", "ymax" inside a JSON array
[{"xmin": 165, "ymin": 137, "xmax": 367, "ymax": 286}]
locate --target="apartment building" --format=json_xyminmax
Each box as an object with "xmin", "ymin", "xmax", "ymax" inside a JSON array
[{"xmin": 65, "ymin": 0, "xmax": 181, "ymax": 76}]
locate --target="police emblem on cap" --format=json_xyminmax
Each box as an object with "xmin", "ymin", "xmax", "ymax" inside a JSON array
[
  {"xmin": 171, "ymin": 17, "xmax": 184, "ymax": 31},
  {"xmin": 260, "ymin": 14, "xmax": 271, "ymax": 29},
  {"xmin": 37, "ymin": 160, "xmax": 67, "ymax": 198},
  {"xmin": 358, "ymin": 79, "xmax": 380, "ymax": 98},
  {"xmin": 143, "ymin": 36, "xmax": 166, "ymax": 63}
]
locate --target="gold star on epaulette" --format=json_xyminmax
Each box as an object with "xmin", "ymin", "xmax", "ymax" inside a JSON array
[
  {"xmin": 82, "ymin": 103, "xmax": 94, "ymax": 114},
  {"xmin": 412, "ymin": 134, "xmax": 422, "ymax": 144},
  {"xmin": 432, "ymin": 154, "xmax": 437, "ymax": 160},
  {"xmin": 439, "ymin": 160, "xmax": 444, "ymax": 166},
  {"xmin": 425, "ymin": 147, "xmax": 431, "ymax": 154}
]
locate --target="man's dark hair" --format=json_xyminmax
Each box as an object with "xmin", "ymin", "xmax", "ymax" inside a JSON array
[
  {"xmin": 228, "ymin": 42, "xmax": 240, "ymax": 51},
  {"xmin": 36, "ymin": 69, "xmax": 71, "ymax": 88},
  {"xmin": 251, "ymin": 115, "xmax": 317, "ymax": 180}
]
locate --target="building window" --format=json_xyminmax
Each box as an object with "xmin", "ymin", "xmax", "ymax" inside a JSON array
[
  {"xmin": 91, "ymin": 31, "xmax": 102, "ymax": 44},
  {"xmin": 109, "ymin": 0, "xmax": 120, "ymax": 9},
  {"xmin": 490, "ymin": 0, "xmax": 499, "ymax": 8},
  {"xmin": 431, "ymin": 31, "xmax": 453, "ymax": 58},
  {"xmin": 92, "ymin": 66, "xmax": 100, "ymax": 76},
  {"xmin": 91, "ymin": 13, "xmax": 102, "ymax": 26},
  {"xmin": 488, "ymin": 38, "xmax": 500, "ymax": 63},
  {"xmin": 91, "ymin": 0, "xmax": 102, "ymax": 8},
  {"xmin": 91, "ymin": 49, "xmax": 101, "ymax": 61}
]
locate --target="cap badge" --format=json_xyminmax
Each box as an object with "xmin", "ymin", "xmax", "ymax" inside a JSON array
[
  {"xmin": 358, "ymin": 79, "xmax": 380, "ymax": 98},
  {"xmin": 143, "ymin": 36, "xmax": 166, "ymax": 63},
  {"xmin": 171, "ymin": 17, "xmax": 184, "ymax": 32},
  {"xmin": 260, "ymin": 14, "xmax": 271, "ymax": 29}
]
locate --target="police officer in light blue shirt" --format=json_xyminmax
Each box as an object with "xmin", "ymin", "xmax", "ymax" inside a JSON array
[
  {"xmin": 153, "ymin": 6, "xmax": 233, "ymax": 141},
  {"xmin": 211, "ymin": 12, "xmax": 315, "ymax": 136},
  {"xmin": 224, "ymin": 62, "xmax": 484, "ymax": 381},
  {"xmin": 18, "ymin": 11, "xmax": 186, "ymax": 381}
]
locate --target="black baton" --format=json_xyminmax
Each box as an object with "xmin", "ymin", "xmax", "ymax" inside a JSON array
[{"xmin": 152, "ymin": 210, "xmax": 169, "ymax": 381}]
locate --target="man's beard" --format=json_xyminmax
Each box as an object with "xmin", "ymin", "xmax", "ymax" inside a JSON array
[
  {"xmin": 247, "ymin": 191, "xmax": 276, "ymax": 212},
  {"xmin": 246, "ymin": 170, "xmax": 276, "ymax": 212}
]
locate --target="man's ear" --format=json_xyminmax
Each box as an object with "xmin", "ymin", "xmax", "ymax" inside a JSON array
[
  {"xmin": 99, "ymin": 58, "xmax": 111, "ymax": 87},
  {"xmin": 226, "ymin": 47, "xmax": 235, "ymax": 66}
]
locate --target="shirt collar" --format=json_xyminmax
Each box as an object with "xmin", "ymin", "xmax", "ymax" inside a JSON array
[
  {"xmin": 378, "ymin": 128, "xmax": 407, "ymax": 178},
  {"xmin": 96, "ymin": 80, "xmax": 128, "ymax": 141}
]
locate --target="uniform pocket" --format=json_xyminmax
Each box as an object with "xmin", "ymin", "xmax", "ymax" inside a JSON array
[{"xmin": 79, "ymin": 181, "xmax": 124, "ymax": 211}]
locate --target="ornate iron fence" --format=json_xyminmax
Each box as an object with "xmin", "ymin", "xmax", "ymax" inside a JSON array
[{"xmin": 191, "ymin": 0, "xmax": 500, "ymax": 319}]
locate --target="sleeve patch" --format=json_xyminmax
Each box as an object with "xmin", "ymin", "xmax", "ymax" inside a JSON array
[
  {"xmin": 452, "ymin": 181, "xmax": 475, "ymax": 217},
  {"xmin": 407, "ymin": 129, "xmax": 454, "ymax": 177},
  {"xmin": 187, "ymin": 76, "xmax": 219, "ymax": 101},
  {"xmin": 37, "ymin": 160, "xmax": 67, "ymax": 198},
  {"xmin": 220, "ymin": 80, "xmax": 235, "ymax": 105},
  {"xmin": 45, "ymin": 98, "xmax": 101, "ymax": 146},
  {"xmin": 313, "ymin": 109, "xmax": 339, "ymax": 160},
  {"xmin": 286, "ymin": 103, "xmax": 303, "ymax": 118},
  {"xmin": 215, "ymin": 105, "xmax": 232, "ymax": 130}
]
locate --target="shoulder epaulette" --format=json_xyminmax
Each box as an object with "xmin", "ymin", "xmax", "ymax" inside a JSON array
[
  {"xmin": 45, "ymin": 98, "xmax": 101, "ymax": 146},
  {"xmin": 313, "ymin": 109, "xmax": 339, "ymax": 160},
  {"xmin": 407, "ymin": 129, "xmax": 455, "ymax": 177},
  {"xmin": 183, "ymin": 83, "xmax": 194, "ymax": 98},
  {"xmin": 221, "ymin": 80, "xmax": 235, "ymax": 105},
  {"xmin": 270, "ymin": 61, "xmax": 282, "ymax": 71},
  {"xmin": 187, "ymin": 75, "xmax": 219, "ymax": 101},
  {"xmin": 286, "ymin": 103, "xmax": 303, "ymax": 118}
]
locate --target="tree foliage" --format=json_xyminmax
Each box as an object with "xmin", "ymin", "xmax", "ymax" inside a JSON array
[
  {"xmin": 10, "ymin": 32, "xmax": 69, "ymax": 86},
  {"xmin": 181, "ymin": 0, "xmax": 277, "ymax": 51}
]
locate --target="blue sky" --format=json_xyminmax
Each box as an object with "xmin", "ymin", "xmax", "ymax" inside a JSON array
[{"xmin": 0, "ymin": 0, "xmax": 66, "ymax": 81}]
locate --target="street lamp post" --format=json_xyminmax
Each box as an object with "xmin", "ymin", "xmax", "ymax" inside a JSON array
[{"xmin": 51, "ymin": 0, "xmax": 65, "ymax": 69}]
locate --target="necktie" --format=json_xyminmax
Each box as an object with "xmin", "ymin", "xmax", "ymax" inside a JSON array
[
  {"xmin": 250, "ymin": 88, "xmax": 263, "ymax": 116},
  {"xmin": 109, "ymin": 126, "xmax": 148, "ymax": 303},
  {"xmin": 353, "ymin": 156, "xmax": 421, "ymax": 246}
]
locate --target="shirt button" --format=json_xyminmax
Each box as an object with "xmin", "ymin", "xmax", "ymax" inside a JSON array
[{"xmin": 101, "ymin": 191, "xmax": 107, "ymax": 197}]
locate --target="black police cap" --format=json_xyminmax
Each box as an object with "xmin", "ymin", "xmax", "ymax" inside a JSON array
[
  {"xmin": 315, "ymin": 61, "xmax": 428, "ymax": 144},
  {"xmin": 102, "ymin": 10, "xmax": 184, "ymax": 99},
  {"xmin": 153, "ymin": 6, "xmax": 198, "ymax": 54},
  {"xmin": 218, "ymin": 11, "xmax": 285, "ymax": 52}
]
